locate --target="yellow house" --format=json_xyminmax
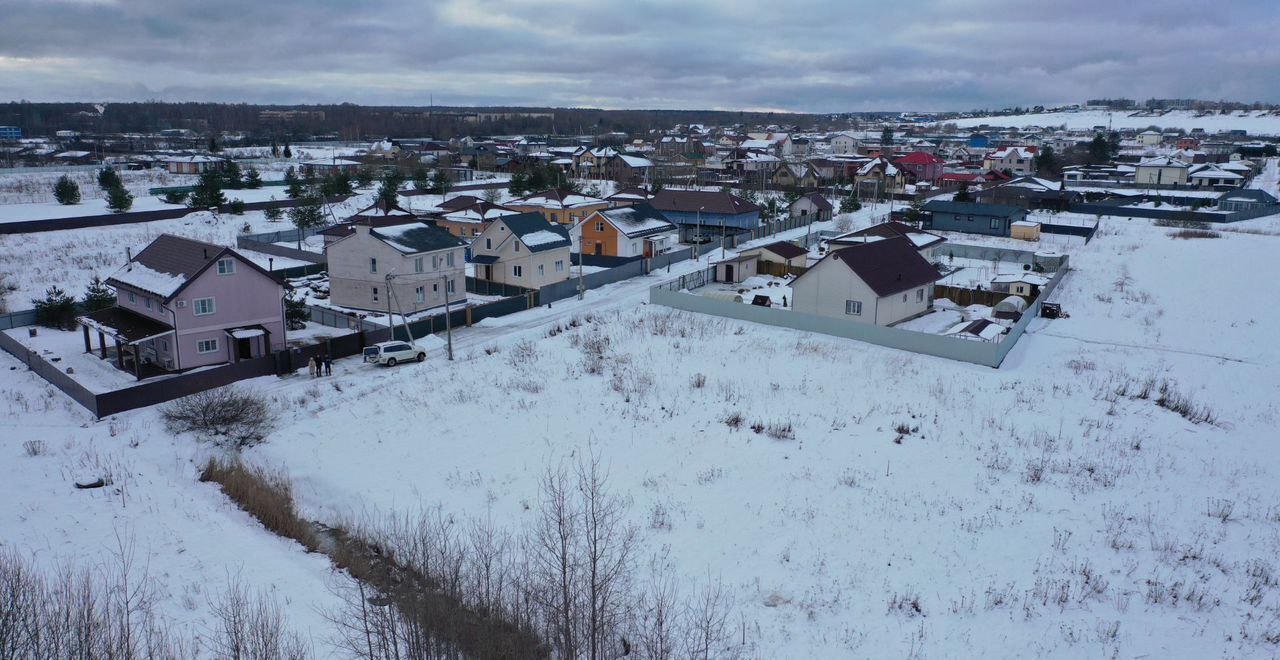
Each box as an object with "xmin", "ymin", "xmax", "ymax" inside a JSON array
[
  {"xmin": 1010, "ymin": 220, "xmax": 1041, "ymax": 241},
  {"xmin": 506, "ymin": 188, "xmax": 609, "ymax": 226}
]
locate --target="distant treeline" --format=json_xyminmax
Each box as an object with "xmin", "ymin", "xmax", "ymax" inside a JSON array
[{"xmin": 0, "ymin": 101, "xmax": 841, "ymax": 141}]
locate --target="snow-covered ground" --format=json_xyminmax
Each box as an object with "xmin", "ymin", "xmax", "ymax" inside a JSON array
[
  {"xmin": 942, "ymin": 109, "xmax": 1280, "ymax": 135},
  {"xmin": 4, "ymin": 183, "xmax": 1280, "ymax": 656}
]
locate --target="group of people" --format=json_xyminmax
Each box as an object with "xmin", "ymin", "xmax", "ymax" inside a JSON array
[{"xmin": 307, "ymin": 355, "xmax": 333, "ymax": 377}]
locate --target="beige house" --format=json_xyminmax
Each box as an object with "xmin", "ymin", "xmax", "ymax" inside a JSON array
[
  {"xmin": 470, "ymin": 212, "xmax": 573, "ymax": 289},
  {"xmin": 739, "ymin": 241, "xmax": 809, "ymax": 268},
  {"xmin": 790, "ymin": 236, "xmax": 940, "ymax": 326},
  {"xmin": 982, "ymin": 147, "xmax": 1038, "ymax": 175},
  {"xmin": 1010, "ymin": 220, "xmax": 1041, "ymax": 241},
  {"xmin": 1134, "ymin": 157, "xmax": 1189, "ymax": 185},
  {"xmin": 326, "ymin": 222, "xmax": 467, "ymax": 313}
]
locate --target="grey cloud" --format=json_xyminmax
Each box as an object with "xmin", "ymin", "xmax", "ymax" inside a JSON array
[{"xmin": 0, "ymin": 0, "xmax": 1277, "ymax": 110}]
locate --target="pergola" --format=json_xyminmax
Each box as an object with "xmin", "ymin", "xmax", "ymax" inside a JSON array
[{"xmin": 77, "ymin": 307, "xmax": 175, "ymax": 380}]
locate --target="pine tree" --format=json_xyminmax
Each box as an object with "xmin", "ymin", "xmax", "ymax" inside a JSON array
[
  {"xmin": 430, "ymin": 168, "xmax": 453, "ymax": 197},
  {"xmin": 208, "ymin": 135, "xmax": 220, "ymax": 152},
  {"xmin": 270, "ymin": 140, "xmax": 280, "ymax": 158},
  {"xmin": 53, "ymin": 175, "xmax": 81, "ymax": 205},
  {"xmin": 1034, "ymin": 146, "xmax": 1061, "ymax": 177},
  {"xmin": 81, "ymin": 276, "xmax": 116, "ymax": 313},
  {"xmin": 264, "ymin": 205, "xmax": 284, "ymax": 221},
  {"xmin": 412, "ymin": 167, "xmax": 430, "ymax": 191},
  {"xmin": 284, "ymin": 296, "xmax": 309, "ymax": 330},
  {"xmin": 283, "ymin": 166, "xmax": 304, "ymax": 199},
  {"xmin": 377, "ymin": 171, "xmax": 403, "ymax": 209},
  {"xmin": 282, "ymin": 143, "xmax": 293, "ymax": 158},
  {"xmin": 289, "ymin": 195, "xmax": 325, "ymax": 237},
  {"xmin": 354, "ymin": 168, "xmax": 374, "ymax": 188},
  {"xmin": 1087, "ymin": 135, "xmax": 1110, "ymax": 164},
  {"xmin": 508, "ymin": 170, "xmax": 529, "ymax": 196},
  {"xmin": 32, "ymin": 285, "xmax": 77, "ymax": 330},
  {"xmin": 97, "ymin": 167, "xmax": 121, "ymax": 191},
  {"xmin": 839, "ymin": 196, "xmax": 861, "ymax": 214},
  {"xmin": 242, "ymin": 167, "xmax": 263, "ymax": 189},
  {"xmin": 955, "ymin": 182, "xmax": 973, "ymax": 203},
  {"xmin": 222, "ymin": 161, "xmax": 243, "ymax": 189},
  {"xmin": 189, "ymin": 171, "xmax": 227, "ymax": 208},
  {"xmin": 106, "ymin": 183, "xmax": 133, "ymax": 213},
  {"xmin": 880, "ymin": 127, "xmax": 895, "ymax": 147}
]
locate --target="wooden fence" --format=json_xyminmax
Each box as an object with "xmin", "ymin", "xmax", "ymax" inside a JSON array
[
  {"xmin": 933, "ymin": 285, "xmax": 1027, "ymax": 308},
  {"xmin": 755, "ymin": 261, "xmax": 808, "ymax": 278}
]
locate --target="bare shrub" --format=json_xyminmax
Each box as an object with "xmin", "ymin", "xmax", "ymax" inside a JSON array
[
  {"xmin": 722, "ymin": 411, "xmax": 744, "ymax": 430},
  {"xmin": 22, "ymin": 439, "xmax": 46, "ymax": 456},
  {"xmin": 610, "ymin": 361, "xmax": 655, "ymax": 402},
  {"xmin": 1171, "ymin": 229, "xmax": 1220, "ymax": 239},
  {"xmin": 199, "ymin": 457, "xmax": 319, "ymax": 552},
  {"xmin": 209, "ymin": 578, "xmax": 311, "ymax": 660},
  {"xmin": 161, "ymin": 386, "xmax": 275, "ymax": 448},
  {"xmin": 1155, "ymin": 382, "xmax": 1217, "ymax": 424},
  {"xmin": 764, "ymin": 421, "xmax": 795, "ymax": 441},
  {"xmin": 690, "ymin": 372, "xmax": 707, "ymax": 389},
  {"xmin": 893, "ymin": 422, "xmax": 918, "ymax": 435},
  {"xmin": 1206, "ymin": 498, "xmax": 1235, "ymax": 523},
  {"xmin": 887, "ymin": 590, "xmax": 924, "ymax": 617},
  {"xmin": 507, "ymin": 339, "xmax": 539, "ymax": 367}
]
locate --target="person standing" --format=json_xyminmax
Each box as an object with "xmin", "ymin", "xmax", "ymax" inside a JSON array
[
  {"xmin": 307, "ymin": 356, "xmax": 317, "ymax": 378},
  {"xmin": 323, "ymin": 355, "xmax": 333, "ymax": 376}
]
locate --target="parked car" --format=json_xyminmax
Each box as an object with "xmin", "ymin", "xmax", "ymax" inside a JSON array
[{"xmin": 363, "ymin": 340, "xmax": 426, "ymax": 366}]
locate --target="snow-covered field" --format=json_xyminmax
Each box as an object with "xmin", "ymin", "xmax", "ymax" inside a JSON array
[
  {"xmin": 3, "ymin": 168, "xmax": 1280, "ymax": 656},
  {"xmin": 942, "ymin": 109, "xmax": 1280, "ymax": 135}
]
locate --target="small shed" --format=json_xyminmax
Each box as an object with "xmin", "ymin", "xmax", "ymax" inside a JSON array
[
  {"xmin": 714, "ymin": 253, "xmax": 758, "ymax": 284},
  {"xmin": 1010, "ymin": 220, "xmax": 1041, "ymax": 241},
  {"xmin": 993, "ymin": 295, "xmax": 1028, "ymax": 320}
]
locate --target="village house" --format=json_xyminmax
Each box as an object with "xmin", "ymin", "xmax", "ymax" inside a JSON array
[
  {"xmin": 469, "ymin": 212, "xmax": 573, "ymax": 289},
  {"xmin": 505, "ymin": 189, "xmax": 609, "ymax": 226},
  {"xmin": 163, "ymin": 154, "xmax": 227, "ymax": 175},
  {"xmin": 78, "ymin": 235, "xmax": 286, "ymax": 378},
  {"xmin": 603, "ymin": 154, "xmax": 655, "ymax": 186},
  {"xmin": 573, "ymin": 203, "xmax": 678, "ymax": 258},
  {"xmin": 789, "ymin": 236, "xmax": 941, "ymax": 326},
  {"xmin": 649, "ymin": 189, "xmax": 761, "ymax": 242},
  {"xmin": 830, "ymin": 133, "xmax": 861, "ymax": 155},
  {"xmin": 1134, "ymin": 156, "xmax": 1190, "ymax": 185},
  {"xmin": 738, "ymin": 240, "xmax": 809, "ymax": 269},
  {"xmin": 893, "ymin": 151, "xmax": 945, "ymax": 185},
  {"xmin": 1217, "ymin": 188, "xmax": 1278, "ymax": 211},
  {"xmin": 788, "ymin": 192, "xmax": 833, "ymax": 222},
  {"xmin": 920, "ymin": 200, "xmax": 1027, "ymax": 237},
  {"xmin": 326, "ymin": 220, "xmax": 467, "ymax": 314},
  {"xmin": 854, "ymin": 157, "xmax": 910, "ymax": 198},
  {"xmin": 605, "ymin": 186, "xmax": 654, "ymax": 207},
  {"xmin": 982, "ymin": 146, "xmax": 1038, "ymax": 176},
  {"xmin": 828, "ymin": 221, "xmax": 946, "ymax": 261}
]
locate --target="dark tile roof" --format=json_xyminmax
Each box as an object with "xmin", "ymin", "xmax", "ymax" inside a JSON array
[
  {"xmin": 1218, "ymin": 188, "xmax": 1277, "ymax": 203},
  {"xmin": 319, "ymin": 215, "xmax": 421, "ymax": 237},
  {"xmin": 755, "ymin": 240, "xmax": 807, "ymax": 260},
  {"xmin": 837, "ymin": 221, "xmax": 945, "ymax": 249},
  {"xmin": 650, "ymin": 189, "xmax": 760, "ymax": 215},
  {"xmin": 437, "ymin": 195, "xmax": 484, "ymax": 212},
  {"xmin": 922, "ymin": 200, "xmax": 1024, "ymax": 218},
  {"xmin": 798, "ymin": 192, "xmax": 833, "ymax": 212},
  {"xmin": 596, "ymin": 203, "xmax": 676, "ymax": 238},
  {"xmin": 369, "ymin": 223, "xmax": 467, "ymax": 254},
  {"xmin": 126, "ymin": 233, "xmax": 225, "ymax": 282},
  {"xmin": 798, "ymin": 236, "xmax": 940, "ymax": 297},
  {"xmin": 501, "ymin": 212, "xmax": 572, "ymax": 252}
]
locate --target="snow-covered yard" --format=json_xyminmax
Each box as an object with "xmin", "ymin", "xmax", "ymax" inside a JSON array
[{"xmin": 3, "ymin": 325, "xmax": 158, "ymax": 393}]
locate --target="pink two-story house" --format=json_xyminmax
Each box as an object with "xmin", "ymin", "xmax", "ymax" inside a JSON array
[{"xmin": 78, "ymin": 234, "xmax": 286, "ymax": 378}]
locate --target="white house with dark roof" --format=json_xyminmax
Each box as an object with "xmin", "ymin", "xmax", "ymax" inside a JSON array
[
  {"xmin": 790, "ymin": 236, "xmax": 941, "ymax": 326},
  {"xmin": 78, "ymin": 234, "xmax": 285, "ymax": 377},
  {"xmin": 326, "ymin": 221, "xmax": 467, "ymax": 313},
  {"xmin": 469, "ymin": 212, "xmax": 573, "ymax": 289}
]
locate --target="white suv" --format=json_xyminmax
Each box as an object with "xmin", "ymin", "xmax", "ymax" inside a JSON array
[{"xmin": 363, "ymin": 341, "xmax": 426, "ymax": 366}]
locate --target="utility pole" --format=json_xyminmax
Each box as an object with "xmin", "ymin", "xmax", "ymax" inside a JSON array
[{"xmin": 441, "ymin": 273, "xmax": 453, "ymax": 360}]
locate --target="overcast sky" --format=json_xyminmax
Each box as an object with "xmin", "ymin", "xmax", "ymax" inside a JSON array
[{"xmin": 2, "ymin": 0, "xmax": 1278, "ymax": 112}]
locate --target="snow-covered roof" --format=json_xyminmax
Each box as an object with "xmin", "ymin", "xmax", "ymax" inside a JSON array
[
  {"xmin": 594, "ymin": 204, "xmax": 676, "ymax": 238},
  {"xmin": 109, "ymin": 262, "xmax": 188, "ymax": 298},
  {"xmin": 521, "ymin": 230, "xmax": 568, "ymax": 247},
  {"xmin": 615, "ymin": 155, "xmax": 653, "ymax": 168}
]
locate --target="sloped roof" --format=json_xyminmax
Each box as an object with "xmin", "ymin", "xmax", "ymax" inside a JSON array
[
  {"xmin": 370, "ymin": 223, "xmax": 466, "ymax": 254},
  {"xmin": 650, "ymin": 189, "xmax": 760, "ymax": 215},
  {"xmin": 595, "ymin": 204, "xmax": 676, "ymax": 238},
  {"xmin": 894, "ymin": 151, "xmax": 944, "ymax": 165},
  {"xmin": 754, "ymin": 241, "xmax": 807, "ymax": 260},
  {"xmin": 922, "ymin": 200, "xmax": 1023, "ymax": 218},
  {"xmin": 437, "ymin": 195, "xmax": 484, "ymax": 212},
  {"xmin": 510, "ymin": 188, "xmax": 606, "ymax": 209},
  {"xmin": 1136, "ymin": 156, "xmax": 1189, "ymax": 168},
  {"xmin": 834, "ymin": 221, "xmax": 945, "ymax": 250},
  {"xmin": 79, "ymin": 306, "xmax": 173, "ymax": 345},
  {"xmin": 502, "ymin": 212, "xmax": 572, "ymax": 252},
  {"xmin": 793, "ymin": 192, "xmax": 833, "ymax": 212},
  {"xmin": 795, "ymin": 236, "xmax": 940, "ymax": 297},
  {"xmin": 607, "ymin": 186, "xmax": 653, "ymax": 202},
  {"xmin": 107, "ymin": 234, "xmax": 273, "ymax": 300}
]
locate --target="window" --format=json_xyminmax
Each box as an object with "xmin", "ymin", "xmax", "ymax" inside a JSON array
[
  {"xmin": 446, "ymin": 251, "xmax": 455, "ymax": 267},
  {"xmin": 966, "ymin": 215, "xmax": 974, "ymax": 223},
  {"xmin": 471, "ymin": 228, "xmax": 479, "ymax": 236},
  {"xmin": 432, "ymin": 255, "xmax": 439, "ymax": 270},
  {"xmin": 372, "ymin": 287, "xmax": 379, "ymax": 303},
  {"xmin": 160, "ymin": 340, "xmax": 168, "ymax": 351},
  {"xmin": 193, "ymin": 297, "xmax": 216, "ymax": 316},
  {"xmin": 845, "ymin": 300, "xmax": 862, "ymax": 315},
  {"xmin": 902, "ymin": 293, "xmax": 908, "ymax": 302},
  {"xmin": 513, "ymin": 265, "xmax": 523, "ymax": 277},
  {"xmin": 370, "ymin": 257, "xmax": 378, "ymax": 274},
  {"xmin": 447, "ymin": 279, "xmax": 455, "ymax": 294},
  {"xmin": 415, "ymin": 286, "xmax": 425, "ymax": 303},
  {"xmin": 485, "ymin": 238, "xmax": 492, "ymax": 249},
  {"xmin": 555, "ymin": 260, "xmax": 564, "ymax": 273},
  {"xmin": 595, "ymin": 221, "xmax": 605, "ymax": 232},
  {"xmin": 916, "ymin": 288, "xmax": 925, "ymax": 303},
  {"xmin": 989, "ymin": 218, "xmax": 1002, "ymax": 230},
  {"xmin": 196, "ymin": 338, "xmax": 218, "ymax": 354},
  {"xmin": 538, "ymin": 264, "xmax": 545, "ymax": 277},
  {"xmin": 514, "ymin": 241, "xmax": 520, "ymax": 252},
  {"xmin": 414, "ymin": 257, "xmax": 423, "ymax": 273},
  {"xmin": 127, "ymin": 291, "xmax": 136, "ymax": 303},
  {"xmin": 217, "ymin": 257, "xmax": 236, "ymax": 275},
  {"xmin": 145, "ymin": 297, "xmax": 153, "ymax": 310},
  {"xmin": 432, "ymin": 282, "xmax": 440, "ymax": 298}
]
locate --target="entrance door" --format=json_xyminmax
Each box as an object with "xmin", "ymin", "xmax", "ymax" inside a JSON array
[
  {"xmin": 484, "ymin": 265, "xmax": 493, "ymax": 280},
  {"xmin": 593, "ymin": 242, "xmax": 603, "ymax": 256},
  {"xmin": 238, "ymin": 338, "xmax": 253, "ymax": 360},
  {"xmin": 724, "ymin": 265, "xmax": 735, "ymax": 282}
]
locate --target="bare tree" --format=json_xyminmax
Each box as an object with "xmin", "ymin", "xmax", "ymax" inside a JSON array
[
  {"xmin": 684, "ymin": 576, "xmax": 738, "ymax": 660},
  {"xmin": 576, "ymin": 452, "xmax": 638, "ymax": 660},
  {"xmin": 531, "ymin": 465, "xmax": 581, "ymax": 660}
]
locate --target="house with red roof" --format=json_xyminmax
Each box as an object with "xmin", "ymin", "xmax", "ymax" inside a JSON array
[{"xmin": 893, "ymin": 151, "xmax": 945, "ymax": 185}]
